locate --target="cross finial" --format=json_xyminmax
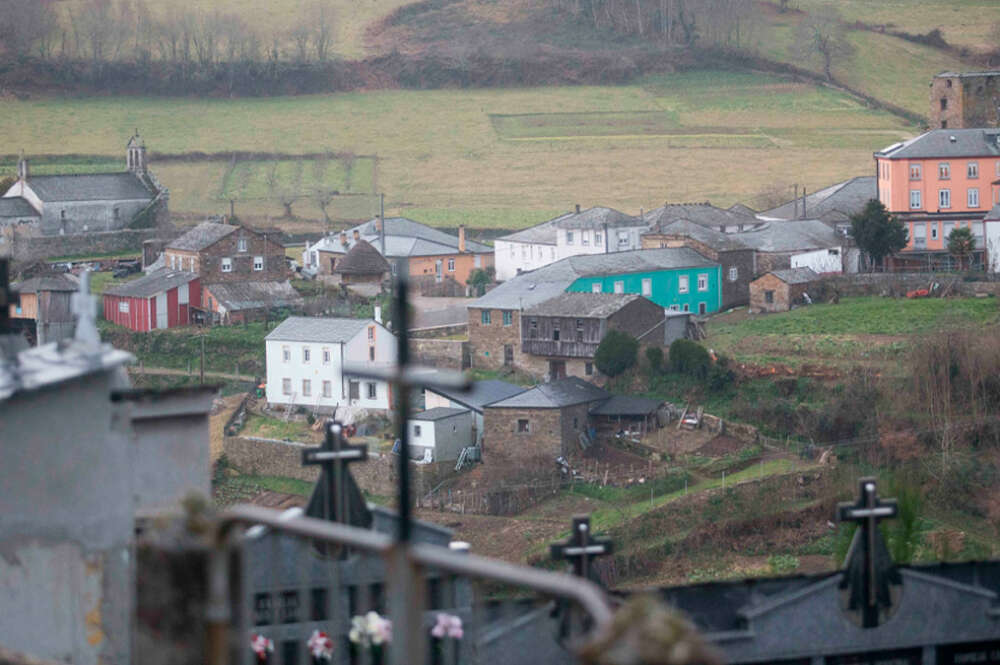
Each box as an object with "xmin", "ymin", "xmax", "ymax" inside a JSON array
[
  {"xmin": 301, "ymin": 420, "xmax": 370, "ymax": 527},
  {"xmin": 71, "ymin": 271, "xmax": 100, "ymax": 347},
  {"xmin": 550, "ymin": 515, "xmax": 613, "ymax": 582},
  {"xmin": 836, "ymin": 477, "xmax": 901, "ymax": 628}
]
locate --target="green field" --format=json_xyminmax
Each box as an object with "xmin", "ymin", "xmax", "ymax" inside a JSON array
[{"xmin": 0, "ymin": 71, "xmax": 915, "ymax": 230}]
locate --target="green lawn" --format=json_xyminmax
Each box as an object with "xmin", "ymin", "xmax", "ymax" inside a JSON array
[{"xmin": 242, "ymin": 413, "xmax": 320, "ymax": 442}]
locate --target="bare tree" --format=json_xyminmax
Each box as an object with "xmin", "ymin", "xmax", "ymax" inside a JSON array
[
  {"xmin": 790, "ymin": 5, "xmax": 855, "ymax": 82},
  {"xmin": 311, "ymin": 1, "xmax": 334, "ymax": 61},
  {"xmin": 0, "ymin": 0, "xmax": 59, "ymax": 58}
]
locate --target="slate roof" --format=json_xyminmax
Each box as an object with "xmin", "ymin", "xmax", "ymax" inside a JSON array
[
  {"xmin": 733, "ymin": 220, "xmax": 842, "ymax": 253},
  {"xmin": 496, "ymin": 218, "xmax": 559, "ymax": 245},
  {"xmin": 411, "ymin": 407, "xmax": 469, "ymax": 421},
  {"xmin": 524, "ymin": 292, "xmax": 641, "ymax": 318},
  {"xmin": 552, "ymin": 206, "xmax": 642, "ymax": 230},
  {"xmin": 204, "ymin": 280, "xmax": 303, "ymax": 311},
  {"xmin": 644, "ymin": 202, "xmax": 756, "ymax": 230},
  {"xmin": 104, "ymin": 268, "xmax": 198, "ymax": 298},
  {"xmin": 727, "ymin": 203, "xmax": 757, "ymax": 216},
  {"xmin": 590, "ymin": 395, "xmax": 663, "ymax": 416},
  {"xmin": 166, "ymin": 221, "xmax": 238, "ymax": 251},
  {"xmin": 760, "ymin": 176, "xmax": 876, "ymax": 223},
  {"xmin": 470, "ymin": 247, "xmax": 717, "ymax": 311},
  {"xmin": 427, "ymin": 379, "xmax": 526, "ymax": 413},
  {"xmin": 876, "ymin": 129, "xmax": 1000, "ymax": 160},
  {"xmin": 646, "ymin": 218, "xmax": 752, "ymax": 252},
  {"xmin": 25, "ymin": 173, "xmax": 153, "ymax": 202},
  {"xmin": 934, "ymin": 71, "xmax": 1000, "ymax": 78},
  {"xmin": 985, "ymin": 203, "xmax": 1000, "ymax": 221},
  {"xmin": 12, "ymin": 273, "xmax": 79, "ymax": 293},
  {"xmin": 265, "ymin": 316, "xmax": 371, "ymax": 344},
  {"xmin": 487, "ymin": 376, "xmax": 608, "ymax": 409},
  {"xmin": 309, "ymin": 217, "xmax": 491, "ymax": 257},
  {"xmin": 334, "ymin": 239, "xmax": 391, "ymax": 275},
  {"xmin": 768, "ymin": 267, "xmax": 819, "ymax": 284},
  {"xmin": 0, "ymin": 197, "xmax": 39, "ymax": 218}
]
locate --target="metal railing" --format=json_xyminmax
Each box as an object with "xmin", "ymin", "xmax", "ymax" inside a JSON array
[{"xmin": 209, "ymin": 505, "xmax": 613, "ymax": 665}]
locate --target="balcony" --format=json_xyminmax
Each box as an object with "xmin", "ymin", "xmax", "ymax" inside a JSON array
[{"xmin": 522, "ymin": 339, "xmax": 600, "ymax": 358}]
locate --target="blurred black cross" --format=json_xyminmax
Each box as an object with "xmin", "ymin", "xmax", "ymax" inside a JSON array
[
  {"xmin": 0, "ymin": 258, "xmax": 12, "ymax": 336},
  {"xmin": 302, "ymin": 421, "xmax": 369, "ymax": 526},
  {"xmin": 837, "ymin": 477, "xmax": 900, "ymax": 628},
  {"xmin": 550, "ymin": 515, "xmax": 613, "ymax": 581}
]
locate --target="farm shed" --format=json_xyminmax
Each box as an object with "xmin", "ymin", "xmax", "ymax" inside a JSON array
[
  {"xmin": 9, "ymin": 273, "xmax": 78, "ymax": 345},
  {"xmin": 103, "ymin": 268, "xmax": 199, "ymax": 332},
  {"xmin": 749, "ymin": 267, "xmax": 819, "ymax": 313},
  {"xmin": 589, "ymin": 395, "xmax": 664, "ymax": 438},
  {"xmin": 202, "ymin": 280, "xmax": 302, "ymax": 324}
]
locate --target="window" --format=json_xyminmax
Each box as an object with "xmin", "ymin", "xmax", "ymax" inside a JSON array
[
  {"xmin": 237, "ymin": 236, "xmax": 248, "ymax": 252},
  {"xmin": 582, "ymin": 232, "xmax": 589, "ymax": 246},
  {"xmin": 369, "ymin": 347, "xmax": 375, "ymax": 361},
  {"xmin": 828, "ymin": 249, "xmax": 840, "ymax": 256},
  {"xmin": 253, "ymin": 593, "xmax": 272, "ymax": 626},
  {"xmin": 282, "ymin": 378, "xmax": 292, "ymax": 395},
  {"xmin": 414, "ymin": 424, "xmax": 422, "ymax": 437},
  {"xmin": 697, "ymin": 274, "xmax": 708, "ymax": 292},
  {"xmin": 349, "ymin": 381, "xmax": 359, "ymax": 400},
  {"xmin": 367, "ymin": 383, "xmax": 377, "ymax": 399},
  {"xmin": 585, "ymin": 362, "xmax": 593, "ymax": 376},
  {"xmin": 618, "ymin": 230, "xmax": 629, "ymax": 246},
  {"xmin": 968, "ymin": 188, "xmax": 980, "ymax": 208},
  {"xmin": 678, "ymin": 275, "xmax": 689, "ymax": 294},
  {"xmin": 591, "ymin": 283, "xmax": 601, "ymax": 293},
  {"xmin": 113, "ymin": 207, "xmax": 120, "ymax": 222},
  {"xmin": 368, "ymin": 326, "xmax": 374, "ymax": 341},
  {"xmin": 909, "ymin": 164, "xmax": 921, "ymax": 180},
  {"xmin": 474, "ymin": 254, "xmax": 482, "ymax": 268},
  {"xmin": 573, "ymin": 416, "xmax": 578, "ymax": 430},
  {"xmin": 302, "ymin": 347, "xmax": 310, "ymax": 363},
  {"xmin": 698, "ymin": 302, "xmax": 707, "ymax": 315},
  {"xmin": 595, "ymin": 232, "xmax": 602, "ymax": 245},
  {"xmin": 764, "ymin": 290, "xmax": 774, "ymax": 304},
  {"xmin": 910, "ymin": 190, "xmax": 922, "ymax": 209},
  {"xmin": 944, "ymin": 221, "xmax": 955, "ymax": 238},
  {"xmin": 968, "ymin": 162, "xmax": 979, "ymax": 179},
  {"xmin": 322, "ymin": 348, "xmax": 330, "ymax": 364},
  {"xmin": 941, "ymin": 120, "xmax": 947, "ymax": 129},
  {"xmin": 682, "ymin": 304, "xmax": 690, "ymax": 312},
  {"xmin": 310, "ymin": 589, "xmax": 328, "ymax": 622},
  {"xmin": 552, "ymin": 321, "xmax": 560, "ymax": 341},
  {"xmin": 118, "ymin": 301, "xmax": 130, "ymax": 313},
  {"xmin": 728, "ymin": 267, "xmax": 738, "ymax": 282},
  {"xmin": 253, "ymin": 256, "xmax": 263, "ymax": 271},
  {"xmin": 322, "ymin": 380, "xmax": 331, "ymax": 398},
  {"xmin": 517, "ymin": 419, "xmax": 530, "ymax": 433},
  {"xmin": 566, "ymin": 231, "xmax": 574, "ymax": 245},
  {"xmin": 939, "ymin": 162, "xmax": 951, "ymax": 179},
  {"xmin": 502, "ymin": 310, "xmax": 512, "ymax": 326},
  {"xmin": 668, "ymin": 304, "xmax": 680, "ymax": 311},
  {"xmin": 529, "ymin": 318, "xmax": 537, "ymax": 337},
  {"xmin": 302, "ymin": 379, "xmax": 311, "ymax": 397},
  {"xmin": 641, "ymin": 278, "xmax": 652, "ymax": 296},
  {"xmin": 447, "ymin": 258, "xmax": 455, "ymax": 271},
  {"xmin": 221, "ymin": 257, "xmax": 232, "ymax": 273},
  {"xmin": 939, "ymin": 189, "xmax": 951, "ymax": 209},
  {"xmin": 282, "ymin": 346, "xmax": 290, "ymax": 362},
  {"xmin": 613, "ymin": 281, "xmax": 624, "ymax": 294},
  {"xmin": 481, "ymin": 310, "xmax": 492, "ymax": 325},
  {"xmin": 940, "ymin": 98, "xmax": 948, "ymax": 110},
  {"xmin": 931, "ymin": 224, "xmax": 938, "ymax": 240}
]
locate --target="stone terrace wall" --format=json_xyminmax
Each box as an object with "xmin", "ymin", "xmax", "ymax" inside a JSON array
[
  {"xmin": 8, "ymin": 228, "xmax": 176, "ymax": 266},
  {"xmin": 817, "ymin": 273, "xmax": 999, "ymax": 299},
  {"xmin": 409, "ymin": 338, "xmax": 468, "ymax": 370}
]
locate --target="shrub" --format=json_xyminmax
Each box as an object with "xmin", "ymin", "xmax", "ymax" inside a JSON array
[
  {"xmin": 768, "ymin": 554, "xmax": 800, "ymax": 575},
  {"xmin": 669, "ymin": 339, "xmax": 711, "ymax": 378},
  {"xmin": 708, "ymin": 353, "xmax": 736, "ymax": 392},
  {"xmin": 645, "ymin": 346, "xmax": 664, "ymax": 372},
  {"xmin": 594, "ymin": 330, "xmax": 639, "ymax": 377}
]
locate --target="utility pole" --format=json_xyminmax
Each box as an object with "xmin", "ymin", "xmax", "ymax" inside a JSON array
[{"xmin": 200, "ymin": 334, "xmax": 205, "ymax": 385}]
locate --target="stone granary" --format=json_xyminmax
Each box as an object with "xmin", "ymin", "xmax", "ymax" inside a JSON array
[
  {"xmin": 1, "ymin": 133, "xmax": 167, "ymax": 236},
  {"xmin": 331, "ymin": 238, "xmax": 391, "ymax": 286},
  {"xmin": 750, "ymin": 267, "xmax": 820, "ymax": 313}
]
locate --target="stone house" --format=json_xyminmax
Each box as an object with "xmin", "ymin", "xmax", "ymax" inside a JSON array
[
  {"xmin": 424, "ymin": 378, "xmax": 526, "ymax": 446},
  {"xmin": 758, "ymin": 175, "xmax": 875, "ymax": 236},
  {"xmin": 1, "ymin": 133, "xmax": 166, "ymax": 236},
  {"xmin": 8, "ymin": 273, "xmax": 78, "ymax": 345},
  {"xmin": 930, "ymin": 71, "xmax": 1000, "ymax": 130},
  {"xmin": 520, "ymin": 293, "xmax": 665, "ymax": 381},
  {"xmin": 641, "ymin": 218, "xmax": 755, "ymax": 309},
  {"xmin": 734, "ymin": 220, "xmax": 848, "ymax": 274},
  {"xmin": 482, "ymin": 377, "xmax": 609, "ymax": 462},
  {"xmin": 749, "ymin": 267, "xmax": 819, "ymax": 313},
  {"xmin": 407, "ymin": 407, "xmax": 475, "ymax": 462}
]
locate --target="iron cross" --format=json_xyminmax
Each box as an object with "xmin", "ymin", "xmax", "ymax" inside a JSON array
[
  {"xmin": 302, "ymin": 421, "xmax": 368, "ymax": 524},
  {"xmin": 0, "ymin": 259, "xmax": 11, "ymax": 336},
  {"xmin": 550, "ymin": 515, "xmax": 613, "ymax": 581},
  {"xmin": 837, "ymin": 476, "xmax": 898, "ymax": 628}
]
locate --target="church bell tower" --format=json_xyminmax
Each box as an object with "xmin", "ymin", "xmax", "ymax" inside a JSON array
[{"xmin": 126, "ymin": 130, "xmax": 147, "ymax": 175}]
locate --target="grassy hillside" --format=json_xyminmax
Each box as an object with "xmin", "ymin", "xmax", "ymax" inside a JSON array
[{"xmin": 0, "ymin": 71, "xmax": 913, "ymax": 229}]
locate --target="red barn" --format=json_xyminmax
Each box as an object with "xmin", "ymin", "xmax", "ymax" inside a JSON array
[{"xmin": 103, "ymin": 268, "xmax": 200, "ymax": 332}]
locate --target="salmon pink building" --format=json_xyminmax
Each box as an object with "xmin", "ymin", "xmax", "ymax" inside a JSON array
[
  {"xmin": 103, "ymin": 268, "xmax": 199, "ymax": 332},
  {"xmin": 875, "ymin": 129, "xmax": 999, "ymax": 270}
]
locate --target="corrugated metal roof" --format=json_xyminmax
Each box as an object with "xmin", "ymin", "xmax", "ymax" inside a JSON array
[
  {"xmin": 25, "ymin": 173, "xmax": 153, "ymax": 202},
  {"xmin": 166, "ymin": 221, "xmax": 237, "ymax": 251},
  {"xmin": 265, "ymin": 316, "xmax": 372, "ymax": 343},
  {"xmin": 524, "ymin": 292, "xmax": 641, "ymax": 318},
  {"xmin": 104, "ymin": 268, "xmax": 198, "ymax": 298},
  {"xmin": 205, "ymin": 281, "xmax": 303, "ymax": 311},
  {"xmin": 0, "ymin": 197, "xmax": 39, "ymax": 218},
  {"xmin": 487, "ymin": 376, "xmax": 608, "ymax": 409},
  {"xmin": 411, "ymin": 407, "xmax": 469, "ymax": 421},
  {"xmin": 768, "ymin": 267, "xmax": 819, "ymax": 284},
  {"xmin": 876, "ymin": 129, "xmax": 1000, "ymax": 159}
]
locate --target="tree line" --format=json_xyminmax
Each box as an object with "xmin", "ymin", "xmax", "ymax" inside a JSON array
[{"xmin": 0, "ymin": 0, "xmax": 334, "ymax": 64}]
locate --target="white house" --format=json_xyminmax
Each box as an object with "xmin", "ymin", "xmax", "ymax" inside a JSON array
[
  {"xmin": 406, "ymin": 407, "xmax": 475, "ymax": 463},
  {"xmin": 494, "ymin": 206, "xmax": 648, "ymax": 281},
  {"xmin": 264, "ymin": 316, "xmax": 397, "ymax": 414}
]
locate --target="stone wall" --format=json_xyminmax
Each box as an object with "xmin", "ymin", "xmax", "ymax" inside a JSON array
[
  {"xmin": 183, "ymin": 226, "xmax": 287, "ymax": 285},
  {"xmin": 409, "ymin": 338, "xmax": 468, "ymax": 370},
  {"xmin": 7, "ymin": 228, "xmax": 172, "ymax": 266},
  {"xmin": 468, "ymin": 307, "xmax": 523, "ymax": 371},
  {"xmin": 816, "ymin": 273, "xmax": 1000, "ymax": 299}
]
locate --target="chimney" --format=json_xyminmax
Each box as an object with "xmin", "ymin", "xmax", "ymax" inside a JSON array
[
  {"xmin": 793, "ymin": 184, "xmax": 799, "ymax": 219},
  {"xmin": 374, "ymin": 304, "xmax": 382, "ymax": 324},
  {"xmin": 458, "ymin": 224, "xmax": 466, "ymax": 252},
  {"xmin": 340, "ymin": 230, "xmax": 347, "ymax": 246},
  {"xmin": 17, "ymin": 153, "xmax": 28, "ymax": 181},
  {"xmin": 375, "ymin": 216, "xmax": 382, "ymax": 234},
  {"xmin": 575, "ymin": 203, "xmax": 581, "ymax": 214},
  {"xmin": 801, "ymin": 187, "xmax": 807, "ymax": 218},
  {"xmin": 353, "ymin": 229, "xmax": 360, "ymax": 241}
]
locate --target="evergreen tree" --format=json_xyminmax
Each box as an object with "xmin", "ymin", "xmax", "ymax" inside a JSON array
[{"xmin": 850, "ymin": 199, "xmax": 908, "ymax": 272}]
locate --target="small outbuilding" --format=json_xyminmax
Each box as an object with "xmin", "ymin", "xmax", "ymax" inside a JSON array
[
  {"xmin": 8, "ymin": 273, "xmax": 78, "ymax": 345},
  {"xmin": 103, "ymin": 268, "xmax": 200, "ymax": 331},
  {"xmin": 589, "ymin": 395, "xmax": 665, "ymax": 438},
  {"xmin": 749, "ymin": 267, "xmax": 819, "ymax": 313},
  {"xmin": 202, "ymin": 280, "xmax": 303, "ymax": 325},
  {"xmin": 407, "ymin": 407, "xmax": 475, "ymax": 463},
  {"xmin": 333, "ymin": 239, "xmax": 391, "ymax": 285}
]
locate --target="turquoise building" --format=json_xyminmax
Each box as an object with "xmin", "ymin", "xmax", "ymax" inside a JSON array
[{"xmin": 567, "ymin": 261, "xmax": 722, "ymax": 314}]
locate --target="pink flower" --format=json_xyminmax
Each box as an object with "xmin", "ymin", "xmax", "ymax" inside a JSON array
[
  {"xmin": 251, "ymin": 634, "xmax": 274, "ymax": 661},
  {"xmin": 307, "ymin": 630, "xmax": 334, "ymax": 660},
  {"xmin": 431, "ymin": 613, "xmax": 463, "ymax": 640}
]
